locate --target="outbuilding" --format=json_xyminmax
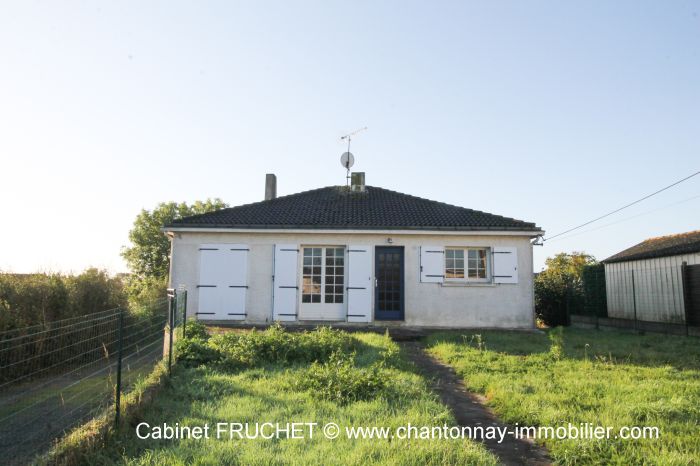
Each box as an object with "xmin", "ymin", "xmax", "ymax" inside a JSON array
[
  {"xmin": 603, "ymin": 230, "xmax": 700, "ymax": 327},
  {"xmin": 164, "ymin": 173, "xmax": 544, "ymax": 329}
]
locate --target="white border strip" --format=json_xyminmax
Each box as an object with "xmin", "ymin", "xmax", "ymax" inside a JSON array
[{"xmin": 163, "ymin": 227, "xmax": 544, "ymax": 237}]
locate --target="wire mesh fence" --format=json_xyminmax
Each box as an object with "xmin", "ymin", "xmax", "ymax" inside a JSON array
[
  {"xmin": 0, "ymin": 289, "xmax": 187, "ymax": 465},
  {"xmin": 569, "ymin": 261, "xmax": 698, "ymax": 335}
]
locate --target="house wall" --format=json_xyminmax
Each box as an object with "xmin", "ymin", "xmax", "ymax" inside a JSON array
[
  {"xmin": 168, "ymin": 231, "xmax": 536, "ymax": 329},
  {"xmin": 604, "ymin": 253, "xmax": 700, "ymax": 323}
]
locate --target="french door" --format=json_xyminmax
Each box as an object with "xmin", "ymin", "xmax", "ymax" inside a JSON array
[{"xmin": 299, "ymin": 246, "xmax": 345, "ymax": 320}]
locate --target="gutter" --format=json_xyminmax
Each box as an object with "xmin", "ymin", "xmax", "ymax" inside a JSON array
[{"xmin": 160, "ymin": 226, "xmax": 545, "ymax": 238}]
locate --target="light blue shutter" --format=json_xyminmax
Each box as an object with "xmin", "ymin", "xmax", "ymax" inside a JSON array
[
  {"xmin": 273, "ymin": 244, "xmax": 298, "ymax": 321},
  {"xmin": 223, "ymin": 245, "xmax": 248, "ymax": 320},
  {"xmin": 197, "ymin": 246, "xmax": 223, "ymax": 319},
  {"xmin": 420, "ymin": 246, "xmax": 445, "ymax": 283},
  {"xmin": 197, "ymin": 244, "xmax": 249, "ymax": 320},
  {"xmin": 347, "ymin": 246, "xmax": 372, "ymax": 323},
  {"xmin": 493, "ymin": 247, "xmax": 518, "ymax": 284}
]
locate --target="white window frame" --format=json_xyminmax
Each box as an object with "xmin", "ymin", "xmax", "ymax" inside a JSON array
[
  {"xmin": 444, "ymin": 247, "xmax": 491, "ymax": 283},
  {"xmin": 300, "ymin": 245, "xmax": 346, "ymax": 305}
]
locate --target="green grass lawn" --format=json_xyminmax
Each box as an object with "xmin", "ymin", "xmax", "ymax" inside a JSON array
[
  {"xmin": 80, "ymin": 332, "xmax": 497, "ymax": 466},
  {"xmin": 425, "ymin": 328, "xmax": 700, "ymax": 465}
]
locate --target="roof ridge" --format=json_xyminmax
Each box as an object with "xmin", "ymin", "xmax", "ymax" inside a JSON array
[{"xmin": 643, "ymin": 229, "xmax": 700, "ymax": 242}]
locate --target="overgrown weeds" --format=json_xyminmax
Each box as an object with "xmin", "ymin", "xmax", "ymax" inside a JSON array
[
  {"xmin": 175, "ymin": 324, "xmax": 401, "ymax": 404},
  {"xmin": 292, "ymin": 350, "xmax": 387, "ymax": 404},
  {"xmin": 175, "ymin": 323, "xmax": 354, "ymax": 369}
]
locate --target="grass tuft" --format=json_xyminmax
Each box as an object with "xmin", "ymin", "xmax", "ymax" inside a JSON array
[{"xmin": 291, "ymin": 350, "xmax": 387, "ymax": 404}]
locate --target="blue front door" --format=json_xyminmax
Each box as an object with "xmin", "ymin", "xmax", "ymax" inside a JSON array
[{"xmin": 374, "ymin": 246, "xmax": 404, "ymax": 320}]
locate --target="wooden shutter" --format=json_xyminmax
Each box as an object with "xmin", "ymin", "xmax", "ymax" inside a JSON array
[
  {"xmin": 223, "ymin": 245, "xmax": 248, "ymax": 320},
  {"xmin": 273, "ymin": 244, "xmax": 298, "ymax": 321},
  {"xmin": 197, "ymin": 244, "xmax": 249, "ymax": 320},
  {"xmin": 420, "ymin": 246, "xmax": 445, "ymax": 283},
  {"xmin": 347, "ymin": 245, "xmax": 372, "ymax": 323},
  {"xmin": 198, "ymin": 246, "xmax": 223, "ymax": 319},
  {"xmin": 493, "ymin": 247, "xmax": 518, "ymax": 284}
]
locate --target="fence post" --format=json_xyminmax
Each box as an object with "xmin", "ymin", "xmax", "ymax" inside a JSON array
[
  {"xmin": 565, "ymin": 285, "xmax": 571, "ymax": 326},
  {"xmin": 167, "ymin": 289, "xmax": 175, "ymax": 377},
  {"xmin": 631, "ymin": 269, "xmax": 638, "ymax": 332},
  {"xmin": 182, "ymin": 290, "xmax": 188, "ymax": 337},
  {"xmin": 114, "ymin": 308, "xmax": 124, "ymax": 428},
  {"xmin": 681, "ymin": 261, "xmax": 690, "ymax": 337},
  {"xmin": 594, "ymin": 267, "xmax": 599, "ymax": 330}
]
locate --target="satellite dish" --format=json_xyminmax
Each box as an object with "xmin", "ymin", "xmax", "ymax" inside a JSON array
[{"xmin": 340, "ymin": 152, "xmax": 355, "ymax": 169}]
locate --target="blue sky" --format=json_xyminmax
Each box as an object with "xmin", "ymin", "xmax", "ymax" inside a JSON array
[{"xmin": 1, "ymin": 1, "xmax": 698, "ymax": 274}]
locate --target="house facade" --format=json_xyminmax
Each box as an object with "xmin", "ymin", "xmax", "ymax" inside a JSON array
[{"xmin": 164, "ymin": 174, "xmax": 544, "ymax": 329}]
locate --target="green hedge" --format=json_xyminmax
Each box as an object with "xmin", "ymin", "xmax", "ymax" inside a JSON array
[
  {"xmin": 0, "ymin": 269, "xmax": 127, "ymax": 332},
  {"xmin": 581, "ymin": 263, "xmax": 607, "ymax": 318}
]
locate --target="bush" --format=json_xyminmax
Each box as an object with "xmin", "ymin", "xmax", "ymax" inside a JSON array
[
  {"xmin": 123, "ymin": 275, "xmax": 167, "ymax": 314},
  {"xmin": 175, "ymin": 338, "xmax": 222, "ymax": 367},
  {"xmin": 65, "ymin": 268, "xmax": 127, "ymax": 314},
  {"xmin": 209, "ymin": 325, "xmax": 293, "ymax": 368},
  {"xmin": 183, "ymin": 321, "xmax": 210, "ymax": 341},
  {"xmin": 535, "ymin": 275, "xmax": 574, "ymax": 327},
  {"xmin": 0, "ymin": 273, "xmax": 68, "ymax": 331},
  {"xmin": 297, "ymin": 326, "xmax": 354, "ymax": 361},
  {"xmin": 175, "ymin": 323, "xmax": 355, "ymax": 371},
  {"xmin": 209, "ymin": 323, "xmax": 353, "ymax": 368},
  {"xmin": 293, "ymin": 351, "xmax": 386, "ymax": 404},
  {"xmin": 535, "ymin": 252, "xmax": 597, "ymax": 327}
]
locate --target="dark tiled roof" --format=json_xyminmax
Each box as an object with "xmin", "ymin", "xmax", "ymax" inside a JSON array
[
  {"xmin": 166, "ymin": 186, "xmax": 541, "ymax": 232},
  {"xmin": 604, "ymin": 230, "xmax": 700, "ymax": 263}
]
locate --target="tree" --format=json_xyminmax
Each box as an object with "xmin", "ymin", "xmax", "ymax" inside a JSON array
[
  {"xmin": 121, "ymin": 199, "xmax": 228, "ymax": 308},
  {"xmin": 122, "ymin": 199, "xmax": 228, "ymax": 280},
  {"xmin": 535, "ymin": 252, "xmax": 597, "ymax": 327}
]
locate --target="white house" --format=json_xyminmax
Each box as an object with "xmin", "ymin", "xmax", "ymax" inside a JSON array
[{"xmin": 164, "ymin": 173, "xmax": 544, "ymax": 329}]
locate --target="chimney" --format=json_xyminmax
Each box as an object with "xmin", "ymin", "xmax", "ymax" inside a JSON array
[
  {"xmin": 351, "ymin": 172, "xmax": 365, "ymax": 192},
  {"xmin": 265, "ymin": 174, "xmax": 277, "ymax": 200}
]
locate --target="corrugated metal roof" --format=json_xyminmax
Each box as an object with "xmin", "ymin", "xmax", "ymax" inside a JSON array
[{"xmin": 604, "ymin": 230, "xmax": 700, "ymax": 263}]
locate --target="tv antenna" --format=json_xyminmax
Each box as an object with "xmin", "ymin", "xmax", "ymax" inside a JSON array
[{"xmin": 340, "ymin": 126, "xmax": 367, "ymax": 186}]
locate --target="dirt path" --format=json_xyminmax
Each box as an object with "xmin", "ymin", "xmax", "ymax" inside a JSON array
[{"xmin": 402, "ymin": 342, "xmax": 551, "ymax": 466}]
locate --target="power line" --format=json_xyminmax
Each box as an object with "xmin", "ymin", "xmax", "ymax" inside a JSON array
[
  {"xmin": 543, "ymin": 170, "xmax": 700, "ymax": 242},
  {"xmin": 546, "ymin": 193, "xmax": 700, "ymax": 243}
]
